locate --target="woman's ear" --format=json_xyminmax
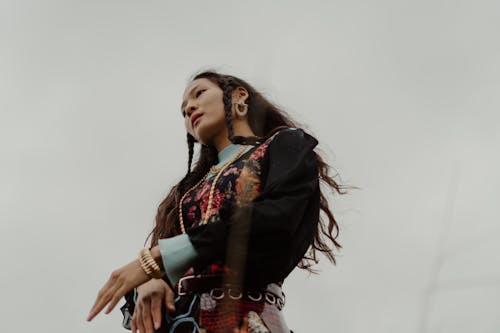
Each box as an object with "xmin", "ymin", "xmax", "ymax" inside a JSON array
[
  {"xmin": 231, "ymin": 87, "xmax": 250, "ymax": 119},
  {"xmin": 231, "ymin": 86, "xmax": 249, "ymax": 104}
]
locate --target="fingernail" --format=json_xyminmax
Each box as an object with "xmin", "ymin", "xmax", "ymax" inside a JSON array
[{"xmin": 154, "ymin": 321, "xmax": 160, "ymax": 329}]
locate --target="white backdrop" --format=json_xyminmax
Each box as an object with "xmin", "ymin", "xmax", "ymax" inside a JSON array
[{"xmin": 1, "ymin": 1, "xmax": 499, "ymax": 332}]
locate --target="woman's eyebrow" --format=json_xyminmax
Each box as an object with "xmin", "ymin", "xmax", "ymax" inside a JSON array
[{"xmin": 180, "ymin": 84, "xmax": 200, "ymax": 112}]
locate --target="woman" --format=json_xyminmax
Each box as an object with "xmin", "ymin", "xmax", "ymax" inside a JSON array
[{"xmin": 87, "ymin": 70, "xmax": 346, "ymax": 333}]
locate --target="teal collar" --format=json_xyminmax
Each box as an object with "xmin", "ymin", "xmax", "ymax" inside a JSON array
[{"xmin": 210, "ymin": 143, "xmax": 253, "ymax": 172}]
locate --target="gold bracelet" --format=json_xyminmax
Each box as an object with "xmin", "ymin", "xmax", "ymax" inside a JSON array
[
  {"xmin": 142, "ymin": 248, "xmax": 164, "ymax": 278},
  {"xmin": 139, "ymin": 248, "xmax": 165, "ymax": 279},
  {"xmin": 139, "ymin": 248, "xmax": 164, "ymax": 279}
]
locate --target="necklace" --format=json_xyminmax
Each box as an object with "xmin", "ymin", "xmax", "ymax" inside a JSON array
[
  {"xmin": 210, "ymin": 164, "xmax": 221, "ymax": 173},
  {"xmin": 178, "ymin": 146, "xmax": 248, "ymax": 234}
]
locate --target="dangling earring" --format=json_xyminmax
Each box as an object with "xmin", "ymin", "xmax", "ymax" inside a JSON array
[{"xmin": 233, "ymin": 102, "xmax": 248, "ymax": 117}]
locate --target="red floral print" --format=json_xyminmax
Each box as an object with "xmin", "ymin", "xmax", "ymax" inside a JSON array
[
  {"xmin": 194, "ymin": 182, "xmax": 211, "ymax": 202},
  {"xmin": 223, "ymin": 166, "xmax": 238, "ymax": 176},
  {"xmin": 248, "ymin": 143, "xmax": 267, "ymax": 160},
  {"xmin": 199, "ymin": 188, "xmax": 225, "ymax": 222},
  {"xmin": 235, "ymin": 165, "xmax": 261, "ymax": 207},
  {"xmin": 187, "ymin": 205, "xmax": 196, "ymax": 220}
]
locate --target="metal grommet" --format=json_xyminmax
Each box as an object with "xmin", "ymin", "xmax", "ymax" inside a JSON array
[
  {"xmin": 209, "ymin": 288, "xmax": 225, "ymax": 300},
  {"xmin": 276, "ymin": 297, "xmax": 284, "ymax": 310},
  {"xmin": 265, "ymin": 293, "xmax": 276, "ymax": 304},
  {"xmin": 247, "ymin": 291, "xmax": 263, "ymax": 302},
  {"xmin": 228, "ymin": 288, "xmax": 243, "ymax": 300}
]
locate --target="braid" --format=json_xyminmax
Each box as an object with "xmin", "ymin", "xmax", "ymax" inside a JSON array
[
  {"xmin": 186, "ymin": 133, "xmax": 195, "ymax": 174},
  {"xmin": 222, "ymin": 80, "xmax": 236, "ymax": 143}
]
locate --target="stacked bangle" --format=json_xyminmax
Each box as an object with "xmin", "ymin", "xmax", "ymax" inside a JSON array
[{"xmin": 139, "ymin": 248, "xmax": 165, "ymax": 279}]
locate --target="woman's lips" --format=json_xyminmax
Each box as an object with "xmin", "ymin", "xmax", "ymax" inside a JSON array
[{"xmin": 192, "ymin": 114, "xmax": 203, "ymax": 126}]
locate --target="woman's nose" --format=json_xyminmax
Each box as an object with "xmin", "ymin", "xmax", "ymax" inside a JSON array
[{"xmin": 185, "ymin": 104, "xmax": 197, "ymax": 117}]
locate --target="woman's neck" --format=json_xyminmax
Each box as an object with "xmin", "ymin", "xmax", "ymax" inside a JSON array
[{"xmin": 211, "ymin": 122, "xmax": 256, "ymax": 152}]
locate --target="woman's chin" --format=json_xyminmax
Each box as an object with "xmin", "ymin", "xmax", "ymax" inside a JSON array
[
  {"xmin": 193, "ymin": 124, "xmax": 211, "ymax": 144},
  {"xmin": 193, "ymin": 131, "xmax": 210, "ymax": 146}
]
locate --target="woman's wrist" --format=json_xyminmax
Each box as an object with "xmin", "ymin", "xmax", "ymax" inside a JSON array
[
  {"xmin": 149, "ymin": 245, "xmax": 164, "ymax": 271},
  {"xmin": 138, "ymin": 246, "xmax": 165, "ymax": 279}
]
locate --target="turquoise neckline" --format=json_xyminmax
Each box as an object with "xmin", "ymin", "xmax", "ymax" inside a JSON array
[{"xmin": 209, "ymin": 144, "xmax": 253, "ymax": 173}]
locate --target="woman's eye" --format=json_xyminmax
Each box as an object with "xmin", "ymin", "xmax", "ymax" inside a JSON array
[{"xmin": 195, "ymin": 89, "xmax": 205, "ymax": 97}]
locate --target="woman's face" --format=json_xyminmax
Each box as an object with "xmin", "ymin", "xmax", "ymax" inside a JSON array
[{"xmin": 180, "ymin": 78, "xmax": 227, "ymax": 145}]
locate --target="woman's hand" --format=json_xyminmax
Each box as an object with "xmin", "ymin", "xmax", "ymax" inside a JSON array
[
  {"xmin": 131, "ymin": 279, "xmax": 176, "ymax": 333},
  {"xmin": 87, "ymin": 258, "xmax": 150, "ymax": 322}
]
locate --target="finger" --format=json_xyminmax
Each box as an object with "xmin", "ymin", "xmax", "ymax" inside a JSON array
[
  {"xmin": 87, "ymin": 284, "xmax": 116, "ymax": 321},
  {"xmin": 142, "ymin": 299, "xmax": 155, "ymax": 333},
  {"xmin": 131, "ymin": 312, "xmax": 137, "ymax": 333},
  {"xmin": 131, "ymin": 318, "xmax": 136, "ymax": 333},
  {"xmin": 87, "ymin": 274, "xmax": 122, "ymax": 321},
  {"xmin": 87, "ymin": 283, "xmax": 111, "ymax": 321},
  {"xmin": 135, "ymin": 303, "xmax": 146, "ymax": 333},
  {"xmin": 135, "ymin": 303, "xmax": 144, "ymax": 333},
  {"xmin": 87, "ymin": 293, "xmax": 106, "ymax": 321},
  {"xmin": 165, "ymin": 288, "xmax": 176, "ymax": 312},
  {"xmin": 92, "ymin": 281, "xmax": 121, "ymax": 318},
  {"xmin": 104, "ymin": 284, "xmax": 128, "ymax": 314},
  {"xmin": 241, "ymin": 315, "xmax": 249, "ymax": 333},
  {"xmin": 151, "ymin": 295, "xmax": 162, "ymax": 330}
]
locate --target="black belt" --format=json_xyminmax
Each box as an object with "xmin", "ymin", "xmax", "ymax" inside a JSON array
[{"xmin": 177, "ymin": 275, "xmax": 286, "ymax": 310}]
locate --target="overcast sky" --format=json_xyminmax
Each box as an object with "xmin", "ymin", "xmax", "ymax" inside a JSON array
[{"xmin": 1, "ymin": 1, "xmax": 499, "ymax": 332}]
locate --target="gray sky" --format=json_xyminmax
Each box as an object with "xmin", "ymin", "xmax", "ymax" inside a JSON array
[{"xmin": 1, "ymin": 0, "xmax": 499, "ymax": 332}]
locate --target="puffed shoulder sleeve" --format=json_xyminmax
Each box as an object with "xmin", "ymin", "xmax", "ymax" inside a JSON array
[{"xmin": 186, "ymin": 128, "xmax": 320, "ymax": 286}]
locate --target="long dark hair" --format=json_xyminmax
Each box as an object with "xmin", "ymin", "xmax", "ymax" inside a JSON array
[{"xmin": 146, "ymin": 70, "xmax": 349, "ymax": 270}]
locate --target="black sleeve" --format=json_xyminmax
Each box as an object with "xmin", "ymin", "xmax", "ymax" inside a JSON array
[{"xmin": 185, "ymin": 128, "xmax": 320, "ymax": 287}]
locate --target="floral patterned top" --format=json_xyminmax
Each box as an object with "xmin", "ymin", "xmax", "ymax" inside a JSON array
[{"xmin": 183, "ymin": 137, "xmax": 271, "ymax": 227}]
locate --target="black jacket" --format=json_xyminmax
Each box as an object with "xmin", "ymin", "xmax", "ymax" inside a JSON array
[{"xmin": 185, "ymin": 128, "xmax": 320, "ymax": 287}]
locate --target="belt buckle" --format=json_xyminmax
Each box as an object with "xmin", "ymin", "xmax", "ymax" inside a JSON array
[{"xmin": 177, "ymin": 275, "xmax": 195, "ymax": 296}]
